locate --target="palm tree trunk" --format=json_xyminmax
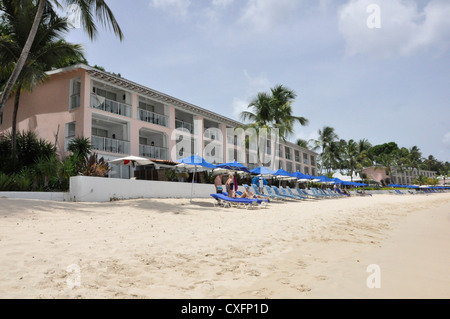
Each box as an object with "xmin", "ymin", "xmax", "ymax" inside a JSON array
[
  {"xmin": 11, "ymin": 81, "xmax": 23, "ymax": 161},
  {"xmin": 0, "ymin": 0, "xmax": 46, "ymax": 110}
]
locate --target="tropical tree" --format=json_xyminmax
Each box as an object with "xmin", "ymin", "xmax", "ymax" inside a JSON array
[
  {"xmin": 296, "ymin": 138, "xmax": 311, "ymax": 150},
  {"xmin": 312, "ymin": 126, "xmax": 339, "ymax": 173},
  {"xmin": 270, "ymin": 84, "xmax": 309, "ymax": 140},
  {"xmin": 0, "ymin": 0, "xmax": 84, "ymax": 161},
  {"xmin": 240, "ymin": 85, "xmax": 308, "ymax": 169},
  {"xmin": 375, "ymin": 153, "xmax": 396, "ymax": 186},
  {"xmin": 0, "ymin": 0, "xmax": 123, "ymax": 111}
]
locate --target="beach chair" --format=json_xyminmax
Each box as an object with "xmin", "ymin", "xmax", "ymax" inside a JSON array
[
  {"xmin": 210, "ymin": 193, "xmax": 258, "ymax": 209},
  {"xmin": 278, "ymin": 186, "xmax": 305, "ymax": 200},
  {"xmin": 311, "ymin": 188, "xmax": 332, "ymax": 198},
  {"xmin": 297, "ymin": 188, "xmax": 322, "ymax": 199},
  {"xmin": 264, "ymin": 185, "xmax": 286, "ymax": 200},
  {"xmin": 285, "ymin": 186, "xmax": 310, "ymax": 200},
  {"xmin": 271, "ymin": 186, "xmax": 297, "ymax": 200},
  {"xmin": 356, "ymin": 190, "xmax": 372, "ymax": 197},
  {"xmin": 235, "ymin": 191, "xmax": 270, "ymax": 207},
  {"xmin": 249, "ymin": 184, "xmax": 270, "ymax": 199},
  {"xmin": 326, "ymin": 189, "xmax": 343, "ymax": 198},
  {"xmin": 335, "ymin": 188, "xmax": 350, "ymax": 197},
  {"xmin": 395, "ymin": 190, "xmax": 406, "ymax": 195}
]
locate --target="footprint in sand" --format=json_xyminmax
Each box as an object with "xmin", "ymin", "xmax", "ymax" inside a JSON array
[
  {"xmin": 315, "ymin": 275, "xmax": 328, "ymax": 281},
  {"xmin": 293, "ymin": 284, "xmax": 311, "ymax": 292}
]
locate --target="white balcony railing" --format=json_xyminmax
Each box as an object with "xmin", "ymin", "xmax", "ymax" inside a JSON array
[
  {"xmin": 138, "ymin": 108, "xmax": 169, "ymax": 127},
  {"xmin": 91, "ymin": 135, "xmax": 130, "ymax": 154},
  {"xmin": 90, "ymin": 94, "xmax": 132, "ymax": 118},
  {"xmin": 175, "ymin": 119, "xmax": 193, "ymax": 134},
  {"xmin": 139, "ymin": 144, "xmax": 168, "ymax": 160}
]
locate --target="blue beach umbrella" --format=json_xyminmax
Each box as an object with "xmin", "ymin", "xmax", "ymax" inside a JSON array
[
  {"xmin": 176, "ymin": 155, "xmax": 217, "ymax": 201},
  {"xmin": 250, "ymin": 166, "xmax": 276, "ymax": 176},
  {"xmin": 215, "ymin": 160, "xmax": 250, "ymax": 173}
]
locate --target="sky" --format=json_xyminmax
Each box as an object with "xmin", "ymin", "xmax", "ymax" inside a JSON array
[{"xmin": 63, "ymin": 0, "xmax": 450, "ymax": 162}]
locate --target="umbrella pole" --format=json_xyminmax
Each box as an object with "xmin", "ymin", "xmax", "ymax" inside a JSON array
[{"xmin": 190, "ymin": 166, "xmax": 196, "ymax": 203}]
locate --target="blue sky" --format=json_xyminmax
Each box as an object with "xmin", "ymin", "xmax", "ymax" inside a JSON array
[{"xmin": 64, "ymin": 0, "xmax": 450, "ymax": 162}]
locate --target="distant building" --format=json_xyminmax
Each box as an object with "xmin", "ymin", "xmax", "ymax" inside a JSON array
[
  {"xmin": 0, "ymin": 64, "xmax": 318, "ymax": 179},
  {"xmin": 361, "ymin": 165, "xmax": 437, "ymax": 185}
]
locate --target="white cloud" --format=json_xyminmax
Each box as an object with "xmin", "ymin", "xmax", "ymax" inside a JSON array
[
  {"xmin": 443, "ymin": 132, "xmax": 450, "ymax": 149},
  {"xmin": 212, "ymin": 0, "xmax": 234, "ymax": 8},
  {"xmin": 149, "ymin": 0, "xmax": 191, "ymax": 18},
  {"xmin": 232, "ymin": 70, "xmax": 272, "ymax": 120},
  {"xmin": 338, "ymin": 0, "xmax": 450, "ymax": 58},
  {"xmin": 238, "ymin": 0, "xmax": 302, "ymax": 32}
]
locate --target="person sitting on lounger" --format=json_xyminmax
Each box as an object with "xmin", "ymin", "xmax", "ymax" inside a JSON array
[{"xmin": 237, "ymin": 186, "xmax": 267, "ymax": 200}]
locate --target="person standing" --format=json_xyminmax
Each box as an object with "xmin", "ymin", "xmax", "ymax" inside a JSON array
[
  {"xmin": 214, "ymin": 173, "xmax": 223, "ymax": 194},
  {"xmin": 226, "ymin": 174, "xmax": 235, "ymax": 198}
]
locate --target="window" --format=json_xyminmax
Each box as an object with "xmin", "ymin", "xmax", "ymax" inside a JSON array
[
  {"xmin": 295, "ymin": 150, "xmax": 300, "ymax": 162},
  {"xmin": 286, "ymin": 161, "xmax": 293, "ymax": 173},
  {"xmin": 92, "ymin": 127, "xmax": 108, "ymax": 137},
  {"xmin": 64, "ymin": 122, "xmax": 76, "ymax": 151},
  {"xmin": 69, "ymin": 78, "xmax": 81, "ymax": 109},
  {"xmin": 296, "ymin": 164, "xmax": 302, "ymax": 172},
  {"xmin": 304, "ymin": 167, "xmax": 310, "ymax": 175},
  {"xmin": 95, "ymin": 87, "xmax": 117, "ymax": 101},
  {"xmin": 303, "ymin": 153, "xmax": 309, "ymax": 164},
  {"xmin": 285, "ymin": 147, "xmax": 292, "ymax": 160}
]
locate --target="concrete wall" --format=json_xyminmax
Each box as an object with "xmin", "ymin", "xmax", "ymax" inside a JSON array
[
  {"xmin": 69, "ymin": 176, "xmax": 244, "ymax": 202},
  {"xmin": 0, "ymin": 192, "xmax": 70, "ymax": 201}
]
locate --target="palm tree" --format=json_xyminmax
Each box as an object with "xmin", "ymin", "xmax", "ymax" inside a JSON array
[
  {"xmin": 270, "ymin": 84, "xmax": 309, "ymax": 140},
  {"xmin": 343, "ymin": 139, "xmax": 359, "ymax": 181},
  {"xmin": 296, "ymin": 138, "xmax": 311, "ymax": 150},
  {"xmin": 240, "ymin": 85, "xmax": 309, "ymax": 169},
  {"xmin": 312, "ymin": 126, "xmax": 338, "ymax": 173},
  {"xmin": 376, "ymin": 153, "xmax": 396, "ymax": 186},
  {"xmin": 0, "ymin": 0, "xmax": 123, "ymax": 111},
  {"xmin": 0, "ymin": 0, "xmax": 84, "ymax": 161}
]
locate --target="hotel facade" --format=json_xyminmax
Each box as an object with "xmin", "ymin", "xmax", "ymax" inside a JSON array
[{"xmin": 0, "ymin": 64, "xmax": 318, "ymax": 179}]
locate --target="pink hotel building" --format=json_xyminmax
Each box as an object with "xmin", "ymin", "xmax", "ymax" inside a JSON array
[{"xmin": 0, "ymin": 64, "xmax": 318, "ymax": 179}]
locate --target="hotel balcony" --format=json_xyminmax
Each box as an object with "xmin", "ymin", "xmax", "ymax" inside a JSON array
[
  {"xmin": 91, "ymin": 115, "xmax": 130, "ymax": 155},
  {"xmin": 138, "ymin": 108, "xmax": 169, "ymax": 127},
  {"xmin": 139, "ymin": 145, "xmax": 169, "ymax": 161},
  {"xmin": 90, "ymin": 94, "xmax": 132, "ymax": 118},
  {"xmin": 139, "ymin": 129, "xmax": 169, "ymax": 160},
  {"xmin": 92, "ymin": 135, "xmax": 130, "ymax": 155},
  {"xmin": 175, "ymin": 119, "xmax": 194, "ymax": 134}
]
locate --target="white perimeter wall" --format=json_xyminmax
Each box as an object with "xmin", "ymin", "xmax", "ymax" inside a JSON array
[{"xmin": 69, "ymin": 176, "xmax": 244, "ymax": 202}]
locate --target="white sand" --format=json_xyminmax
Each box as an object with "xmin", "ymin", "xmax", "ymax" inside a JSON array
[{"xmin": 0, "ymin": 193, "xmax": 449, "ymax": 299}]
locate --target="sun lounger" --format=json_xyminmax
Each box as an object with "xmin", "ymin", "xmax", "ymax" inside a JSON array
[
  {"xmin": 311, "ymin": 188, "xmax": 332, "ymax": 198},
  {"xmin": 395, "ymin": 190, "xmax": 406, "ymax": 195},
  {"xmin": 210, "ymin": 193, "xmax": 258, "ymax": 209},
  {"xmin": 326, "ymin": 189, "xmax": 343, "ymax": 197},
  {"xmin": 297, "ymin": 188, "xmax": 322, "ymax": 199},
  {"xmin": 279, "ymin": 186, "xmax": 305, "ymax": 200},
  {"xmin": 284, "ymin": 186, "xmax": 309, "ymax": 200},
  {"xmin": 271, "ymin": 186, "xmax": 297, "ymax": 200},
  {"xmin": 264, "ymin": 185, "xmax": 286, "ymax": 200},
  {"xmin": 235, "ymin": 191, "xmax": 270, "ymax": 207},
  {"xmin": 335, "ymin": 188, "xmax": 350, "ymax": 197},
  {"xmin": 248, "ymin": 184, "xmax": 270, "ymax": 199}
]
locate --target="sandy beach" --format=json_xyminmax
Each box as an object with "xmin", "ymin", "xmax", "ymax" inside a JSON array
[{"xmin": 0, "ymin": 192, "xmax": 449, "ymax": 299}]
